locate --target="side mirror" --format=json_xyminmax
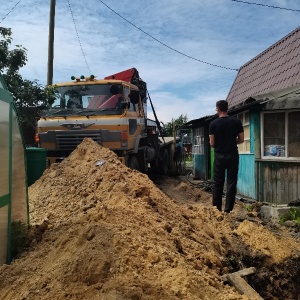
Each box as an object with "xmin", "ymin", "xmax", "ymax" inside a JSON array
[
  {"xmin": 128, "ymin": 90, "xmax": 140, "ymax": 105},
  {"xmin": 110, "ymin": 84, "xmax": 120, "ymax": 95}
]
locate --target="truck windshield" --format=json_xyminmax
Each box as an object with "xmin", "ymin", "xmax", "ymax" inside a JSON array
[{"xmin": 42, "ymin": 84, "xmax": 124, "ymax": 117}]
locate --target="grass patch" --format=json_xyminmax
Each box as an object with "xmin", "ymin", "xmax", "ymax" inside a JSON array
[
  {"xmin": 279, "ymin": 207, "xmax": 300, "ymax": 226},
  {"xmin": 244, "ymin": 204, "xmax": 253, "ymax": 212}
]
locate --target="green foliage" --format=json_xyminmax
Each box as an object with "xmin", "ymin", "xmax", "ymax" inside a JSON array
[
  {"xmin": 185, "ymin": 155, "xmax": 193, "ymax": 162},
  {"xmin": 244, "ymin": 204, "xmax": 253, "ymax": 212},
  {"xmin": 0, "ymin": 27, "xmax": 56, "ymax": 130},
  {"xmin": 10, "ymin": 221, "xmax": 28, "ymax": 259},
  {"xmin": 279, "ymin": 207, "xmax": 300, "ymax": 225},
  {"xmin": 163, "ymin": 114, "xmax": 188, "ymax": 137}
]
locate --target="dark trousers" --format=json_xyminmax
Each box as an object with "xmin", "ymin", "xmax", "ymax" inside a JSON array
[{"xmin": 212, "ymin": 152, "xmax": 239, "ymax": 212}]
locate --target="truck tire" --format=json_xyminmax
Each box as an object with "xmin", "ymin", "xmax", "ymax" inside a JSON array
[
  {"xmin": 128, "ymin": 155, "xmax": 140, "ymax": 171},
  {"xmin": 160, "ymin": 149, "xmax": 169, "ymax": 175}
]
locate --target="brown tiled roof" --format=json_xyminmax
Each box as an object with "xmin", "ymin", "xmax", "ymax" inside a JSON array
[{"xmin": 226, "ymin": 26, "xmax": 300, "ymax": 107}]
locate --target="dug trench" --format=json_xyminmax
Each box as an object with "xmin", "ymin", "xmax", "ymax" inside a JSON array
[
  {"xmin": 152, "ymin": 174, "xmax": 300, "ymax": 300},
  {"xmin": 0, "ymin": 138, "xmax": 299, "ymax": 300}
]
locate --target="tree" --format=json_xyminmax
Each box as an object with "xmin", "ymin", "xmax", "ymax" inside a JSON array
[
  {"xmin": 163, "ymin": 114, "xmax": 189, "ymax": 137},
  {"xmin": 0, "ymin": 27, "xmax": 56, "ymax": 143}
]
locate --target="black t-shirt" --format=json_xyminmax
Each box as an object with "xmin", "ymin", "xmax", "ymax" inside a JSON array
[{"xmin": 209, "ymin": 116, "xmax": 244, "ymax": 154}]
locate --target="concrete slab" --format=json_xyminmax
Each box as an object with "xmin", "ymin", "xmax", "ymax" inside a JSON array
[{"xmin": 260, "ymin": 205, "xmax": 291, "ymax": 223}]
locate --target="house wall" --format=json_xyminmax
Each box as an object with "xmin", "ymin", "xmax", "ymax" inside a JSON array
[
  {"xmin": 235, "ymin": 107, "xmax": 300, "ymax": 203},
  {"xmin": 194, "ymin": 154, "xmax": 205, "ymax": 179},
  {"xmin": 235, "ymin": 109, "xmax": 259, "ymax": 199},
  {"xmin": 256, "ymin": 102, "xmax": 300, "ymax": 204},
  {"xmin": 237, "ymin": 154, "xmax": 256, "ymax": 199},
  {"xmin": 190, "ymin": 104, "xmax": 300, "ymax": 204},
  {"xmin": 257, "ymin": 161, "xmax": 300, "ymax": 204},
  {"xmin": 238, "ymin": 106, "xmax": 300, "ymax": 205},
  {"xmin": 193, "ymin": 124, "xmax": 211, "ymax": 180}
]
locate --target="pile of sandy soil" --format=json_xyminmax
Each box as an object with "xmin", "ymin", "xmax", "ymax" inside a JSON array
[{"xmin": 0, "ymin": 138, "xmax": 299, "ymax": 300}]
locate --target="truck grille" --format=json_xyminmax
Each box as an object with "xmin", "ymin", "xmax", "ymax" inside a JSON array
[{"xmin": 56, "ymin": 130, "xmax": 102, "ymax": 150}]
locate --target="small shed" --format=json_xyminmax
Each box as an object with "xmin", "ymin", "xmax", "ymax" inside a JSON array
[{"xmin": 0, "ymin": 74, "xmax": 28, "ymax": 264}]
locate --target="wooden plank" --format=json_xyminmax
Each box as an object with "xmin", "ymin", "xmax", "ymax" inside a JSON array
[
  {"xmin": 221, "ymin": 267, "xmax": 256, "ymax": 280},
  {"xmin": 227, "ymin": 273, "xmax": 264, "ymax": 300},
  {"xmin": 221, "ymin": 268, "xmax": 264, "ymax": 300}
]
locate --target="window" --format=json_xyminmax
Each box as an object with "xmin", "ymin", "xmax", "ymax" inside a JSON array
[
  {"xmin": 193, "ymin": 127, "xmax": 204, "ymax": 155},
  {"xmin": 263, "ymin": 111, "xmax": 300, "ymax": 158},
  {"xmin": 125, "ymin": 86, "xmax": 140, "ymax": 112},
  {"xmin": 237, "ymin": 111, "xmax": 250, "ymax": 153},
  {"xmin": 288, "ymin": 112, "xmax": 300, "ymax": 157}
]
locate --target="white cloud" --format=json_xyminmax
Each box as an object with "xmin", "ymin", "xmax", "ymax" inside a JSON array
[{"xmin": 1, "ymin": 0, "xmax": 299, "ymax": 122}]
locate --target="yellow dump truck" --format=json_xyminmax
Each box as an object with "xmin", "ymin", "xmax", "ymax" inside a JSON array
[{"xmin": 36, "ymin": 68, "xmax": 176, "ymax": 174}]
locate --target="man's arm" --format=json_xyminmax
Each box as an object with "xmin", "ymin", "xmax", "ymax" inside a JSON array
[
  {"xmin": 237, "ymin": 132, "xmax": 244, "ymax": 144},
  {"xmin": 209, "ymin": 135, "xmax": 215, "ymax": 147}
]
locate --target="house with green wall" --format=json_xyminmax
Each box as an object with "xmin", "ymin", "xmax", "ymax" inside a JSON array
[{"xmin": 185, "ymin": 26, "xmax": 300, "ymax": 205}]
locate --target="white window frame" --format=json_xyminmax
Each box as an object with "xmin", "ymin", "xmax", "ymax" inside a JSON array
[
  {"xmin": 193, "ymin": 127, "xmax": 204, "ymax": 155},
  {"xmin": 261, "ymin": 110, "xmax": 300, "ymax": 160},
  {"xmin": 236, "ymin": 111, "xmax": 250, "ymax": 154}
]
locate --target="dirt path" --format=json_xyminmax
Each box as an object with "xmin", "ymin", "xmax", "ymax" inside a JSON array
[{"xmin": 0, "ymin": 138, "xmax": 299, "ymax": 300}]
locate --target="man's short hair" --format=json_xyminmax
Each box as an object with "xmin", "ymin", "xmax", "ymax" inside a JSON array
[{"xmin": 216, "ymin": 100, "xmax": 228, "ymax": 112}]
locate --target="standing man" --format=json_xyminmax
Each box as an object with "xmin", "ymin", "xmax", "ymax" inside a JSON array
[{"xmin": 209, "ymin": 100, "xmax": 244, "ymax": 213}]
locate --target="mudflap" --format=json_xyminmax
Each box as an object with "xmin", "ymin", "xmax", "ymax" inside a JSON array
[
  {"xmin": 127, "ymin": 155, "xmax": 140, "ymax": 171},
  {"xmin": 159, "ymin": 148, "xmax": 169, "ymax": 175},
  {"xmin": 137, "ymin": 149, "xmax": 147, "ymax": 173},
  {"xmin": 126, "ymin": 149, "xmax": 147, "ymax": 173}
]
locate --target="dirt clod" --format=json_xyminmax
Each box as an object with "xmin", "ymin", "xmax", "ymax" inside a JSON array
[{"xmin": 0, "ymin": 138, "xmax": 300, "ymax": 300}]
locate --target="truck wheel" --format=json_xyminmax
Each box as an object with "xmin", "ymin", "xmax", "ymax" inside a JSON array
[
  {"xmin": 160, "ymin": 149, "xmax": 169, "ymax": 175},
  {"xmin": 128, "ymin": 155, "xmax": 140, "ymax": 171}
]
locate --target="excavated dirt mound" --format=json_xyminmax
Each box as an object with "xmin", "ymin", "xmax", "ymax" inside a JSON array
[{"xmin": 0, "ymin": 138, "xmax": 300, "ymax": 300}]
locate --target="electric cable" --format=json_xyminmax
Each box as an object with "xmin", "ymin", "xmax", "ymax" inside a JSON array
[
  {"xmin": 186, "ymin": 170, "xmax": 214, "ymax": 192},
  {"xmin": 230, "ymin": 0, "xmax": 300, "ymax": 13},
  {"xmin": 67, "ymin": 0, "xmax": 92, "ymax": 74},
  {"xmin": 0, "ymin": 0, "xmax": 22, "ymax": 24},
  {"xmin": 98, "ymin": 0, "xmax": 238, "ymax": 71}
]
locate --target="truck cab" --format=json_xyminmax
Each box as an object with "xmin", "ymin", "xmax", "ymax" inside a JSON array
[{"xmin": 36, "ymin": 68, "xmax": 174, "ymax": 174}]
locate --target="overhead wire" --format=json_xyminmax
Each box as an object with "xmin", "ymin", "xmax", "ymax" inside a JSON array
[
  {"xmin": 230, "ymin": 0, "xmax": 300, "ymax": 13},
  {"xmin": 98, "ymin": 0, "xmax": 239, "ymax": 71},
  {"xmin": 67, "ymin": 0, "xmax": 92, "ymax": 74},
  {"xmin": 2, "ymin": 1, "xmax": 297, "ymax": 74},
  {"xmin": 0, "ymin": 0, "xmax": 22, "ymax": 24}
]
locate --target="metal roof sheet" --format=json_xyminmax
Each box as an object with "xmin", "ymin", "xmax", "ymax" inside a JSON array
[{"xmin": 226, "ymin": 26, "xmax": 300, "ymax": 107}]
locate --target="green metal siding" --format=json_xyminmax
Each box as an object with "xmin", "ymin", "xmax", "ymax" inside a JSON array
[
  {"xmin": 237, "ymin": 154, "xmax": 256, "ymax": 199},
  {"xmin": 194, "ymin": 154, "xmax": 205, "ymax": 179},
  {"xmin": 0, "ymin": 88, "xmax": 12, "ymax": 104},
  {"xmin": 0, "ymin": 74, "xmax": 28, "ymax": 265},
  {"xmin": 236, "ymin": 109, "xmax": 259, "ymax": 199}
]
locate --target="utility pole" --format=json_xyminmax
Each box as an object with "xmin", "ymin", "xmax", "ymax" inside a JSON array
[{"xmin": 47, "ymin": 0, "xmax": 56, "ymax": 86}]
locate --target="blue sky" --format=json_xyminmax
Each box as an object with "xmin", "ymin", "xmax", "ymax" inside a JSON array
[{"xmin": 1, "ymin": 0, "xmax": 299, "ymax": 123}]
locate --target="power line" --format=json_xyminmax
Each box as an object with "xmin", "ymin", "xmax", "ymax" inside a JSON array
[
  {"xmin": 230, "ymin": 0, "xmax": 300, "ymax": 12},
  {"xmin": 0, "ymin": 0, "xmax": 22, "ymax": 24},
  {"xmin": 98, "ymin": 0, "xmax": 238, "ymax": 71},
  {"xmin": 67, "ymin": 0, "xmax": 92, "ymax": 74}
]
